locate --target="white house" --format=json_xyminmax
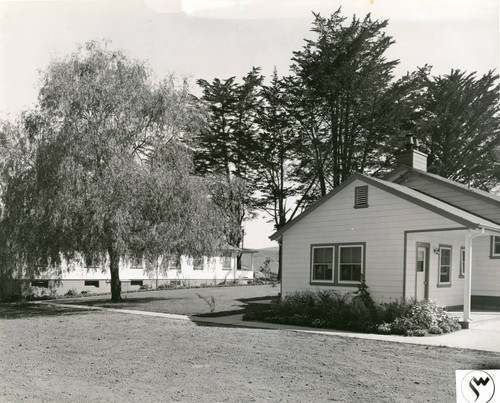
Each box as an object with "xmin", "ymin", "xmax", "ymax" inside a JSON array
[
  {"xmin": 3, "ymin": 246, "xmax": 256, "ymax": 297},
  {"xmin": 270, "ymin": 137, "xmax": 500, "ymax": 323}
]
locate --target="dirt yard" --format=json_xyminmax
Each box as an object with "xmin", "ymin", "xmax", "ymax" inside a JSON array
[{"xmin": 1, "ymin": 303, "xmax": 499, "ymax": 402}]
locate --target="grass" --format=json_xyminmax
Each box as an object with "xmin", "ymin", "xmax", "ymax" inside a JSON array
[
  {"xmin": 52, "ymin": 284, "xmax": 280, "ymax": 316},
  {"xmin": 0, "ymin": 303, "xmax": 498, "ymax": 402}
]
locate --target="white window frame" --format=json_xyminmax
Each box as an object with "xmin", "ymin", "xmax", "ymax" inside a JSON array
[
  {"xmin": 491, "ymin": 236, "xmax": 500, "ymax": 258},
  {"xmin": 438, "ymin": 245, "xmax": 452, "ymax": 285},
  {"xmin": 221, "ymin": 252, "xmax": 232, "ymax": 270},
  {"xmin": 311, "ymin": 246, "xmax": 335, "ymax": 283},
  {"xmin": 167, "ymin": 255, "xmax": 181, "ymax": 271},
  {"xmin": 193, "ymin": 256, "xmax": 204, "ymax": 271},
  {"xmin": 130, "ymin": 255, "xmax": 144, "ymax": 270},
  {"xmin": 338, "ymin": 244, "xmax": 364, "ymax": 284}
]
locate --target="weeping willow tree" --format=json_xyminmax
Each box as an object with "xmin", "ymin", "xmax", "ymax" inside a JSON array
[{"xmin": 1, "ymin": 41, "xmax": 224, "ymax": 301}]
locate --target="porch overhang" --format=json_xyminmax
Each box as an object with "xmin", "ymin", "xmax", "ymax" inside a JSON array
[{"xmin": 403, "ymin": 224, "xmax": 500, "ymax": 325}]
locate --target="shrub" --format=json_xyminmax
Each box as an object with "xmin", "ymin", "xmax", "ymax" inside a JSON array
[
  {"xmin": 245, "ymin": 287, "xmax": 461, "ymax": 337},
  {"xmin": 377, "ymin": 299, "xmax": 461, "ymax": 336},
  {"xmin": 65, "ymin": 288, "xmax": 78, "ymax": 297}
]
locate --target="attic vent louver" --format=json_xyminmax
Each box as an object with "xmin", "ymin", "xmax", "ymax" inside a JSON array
[{"xmin": 354, "ymin": 186, "xmax": 368, "ymax": 208}]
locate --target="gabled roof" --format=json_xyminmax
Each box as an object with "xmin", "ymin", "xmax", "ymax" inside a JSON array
[
  {"xmin": 385, "ymin": 165, "xmax": 500, "ymax": 206},
  {"xmin": 270, "ymin": 172, "xmax": 500, "ymax": 241}
]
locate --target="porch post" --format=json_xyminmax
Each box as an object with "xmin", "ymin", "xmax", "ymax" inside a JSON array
[{"xmin": 463, "ymin": 230, "xmax": 473, "ymax": 323}]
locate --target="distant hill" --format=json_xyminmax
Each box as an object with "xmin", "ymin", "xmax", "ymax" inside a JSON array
[{"xmin": 241, "ymin": 246, "xmax": 279, "ymax": 274}]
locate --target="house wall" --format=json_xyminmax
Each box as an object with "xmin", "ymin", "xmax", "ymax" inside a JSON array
[
  {"xmin": 4, "ymin": 252, "xmax": 254, "ymax": 298},
  {"xmin": 406, "ymin": 230, "xmax": 466, "ymax": 307},
  {"xmin": 471, "ymin": 235, "xmax": 500, "ymax": 299},
  {"xmin": 281, "ymin": 178, "xmax": 463, "ymax": 305},
  {"xmin": 401, "ymin": 175, "xmax": 500, "ymax": 224}
]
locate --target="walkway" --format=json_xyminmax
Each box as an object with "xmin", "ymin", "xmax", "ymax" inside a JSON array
[{"xmin": 36, "ymin": 301, "xmax": 500, "ymax": 354}]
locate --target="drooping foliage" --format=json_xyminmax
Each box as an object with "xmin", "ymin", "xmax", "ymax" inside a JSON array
[{"xmin": 1, "ymin": 41, "xmax": 224, "ymax": 301}]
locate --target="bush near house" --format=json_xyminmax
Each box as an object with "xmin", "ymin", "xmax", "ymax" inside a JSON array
[{"xmin": 244, "ymin": 284, "xmax": 461, "ymax": 336}]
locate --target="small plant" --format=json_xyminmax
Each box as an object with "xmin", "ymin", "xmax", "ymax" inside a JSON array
[
  {"xmin": 260, "ymin": 257, "xmax": 272, "ymax": 280},
  {"xmin": 65, "ymin": 288, "xmax": 78, "ymax": 297},
  {"xmin": 196, "ymin": 293, "xmax": 216, "ymax": 313}
]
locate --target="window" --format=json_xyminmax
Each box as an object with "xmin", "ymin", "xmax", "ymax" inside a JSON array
[
  {"xmin": 130, "ymin": 280, "xmax": 143, "ymax": 287},
  {"xmin": 438, "ymin": 245, "xmax": 452, "ymax": 284},
  {"xmin": 85, "ymin": 255, "xmax": 100, "ymax": 268},
  {"xmin": 84, "ymin": 280, "xmax": 99, "ymax": 288},
  {"xmin": 459, "ymin": 247, "xmax": 465, "ymax": 278},
  {"xmin": 193, "ymin": 256, "xmax": 204, "ymax": 270},
  {"xmin": 354, "ymin": 186, "xmax": 368, "ymax": 208},
  {"xmin": 311, "ymin": 246, "xmax": 334, "ymax": 282},
  {"xmin": 222, "ymin": 252, "xmax": 232, "ymax": 270},
  {"xmin": 339, "ymin": 245, "xmax": 363, "ymax": 283},
  {"xmin": 130, "ymin": 255, "xmax": 144, "ymax": 269},
  {"xmin": 31, "ymin": 280, "xmax": 49, "ymax": 288},
  {"xmin": 167, "ymin": 255, "xmax": 181, "ymax": 271},
  {"xmin": 491, "ymin": 236, "xmax": 500, "ymax": 258}
]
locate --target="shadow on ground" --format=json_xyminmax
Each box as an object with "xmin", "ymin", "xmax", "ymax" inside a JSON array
[
  {"xmin": 61, "ymin": 296, "xmax": 186, "ymax": 307},
  {"xmin": 0, "ymin": 303, "xmax": 95, "ymax": 319},
  {"xmin": 193, "ymin": 296, "xmax": 276, "ymax": 318}
]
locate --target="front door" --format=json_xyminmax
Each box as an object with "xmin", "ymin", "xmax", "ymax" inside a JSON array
[{"xmin": 415, "ymin": 245, "xmax": 429, "ymax": 300}]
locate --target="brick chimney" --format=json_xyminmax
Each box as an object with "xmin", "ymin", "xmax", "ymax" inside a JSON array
[{"xmin": 395, "ymin": 135, "xmax": 427, "ymax": 171}]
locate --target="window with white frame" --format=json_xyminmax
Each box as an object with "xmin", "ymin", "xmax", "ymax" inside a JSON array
[
  {"xmin": 339, "ymin": 245, "xmax": 363, "ymax": 282},
  {"xmin": 459, "ymin": 247, "xmax": 465, "ymax": 278},
  {"xmin": 167, "ymin": 254, "xmax": 181, "ymax": 271},
  {"xmin": 130, "ymin": 255, "xmax": 144, "ymax": 269},
  {"xmin": 491, "ymin": 236, "xmax": 500, "ymax": 258},
  {"xmin": 222, "ymin": 252, "xmax": 232, "ymax": 270},
  {"xmin": 193, "ymin": 256, "xmax": 204, "ymax": 270},
  {"xmin": 312, "ymin": 246, "xmax": 334, "ymax": 282},
  {"xmin": 438, "ymin": 245, "xmax": 452, "ymax": 284}
]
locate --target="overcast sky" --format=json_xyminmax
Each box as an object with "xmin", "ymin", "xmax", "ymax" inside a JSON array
[{"xmin": 1, "ymin": 0, "xmax": 498, "ymax": 248}]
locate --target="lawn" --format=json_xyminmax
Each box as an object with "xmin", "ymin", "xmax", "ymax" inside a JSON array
[
  {"xmin": 55, "ymin": 284, "xmax": 280, "ymax": 316},
  {"xmin": 1, "ymin": 302, "xmax": 499, "ymax": 402}
]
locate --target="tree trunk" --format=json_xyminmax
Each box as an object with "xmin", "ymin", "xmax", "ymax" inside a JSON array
[
  {"xmin": 236, "ymin": 253, "xmax": 242, "ymax": 272},
  {"xmin": 108, "ymin": 244, "xmax": 122, "ymax": 302}
]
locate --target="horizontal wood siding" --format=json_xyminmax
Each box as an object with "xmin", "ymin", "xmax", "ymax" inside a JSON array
[
  {"xmin": 15, "ymin": 252, "xmax": 252, "ymax": 296},
  {"xmin": 471, "ymin": 236, "xmax": 500, "ymax": 297},
  {"xmin": 281, "ymin": 179, "xmax": 461, "ymax": 304},
  {"xmin": 404, "ymin": 176, "xmax": 500, "ymax": 224},
  {"xmin": 406, "ymin": 231, "xmax": 465, "ymax": 306}
]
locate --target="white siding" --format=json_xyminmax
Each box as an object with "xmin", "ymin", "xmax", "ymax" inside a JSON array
[
  {"xmin": 406, "ymin": 231, "xmax": 466, "ymax": 307},
  {"xmin": 471, "ymin": 236, "xmax": 500, "ymax": 297},
  {"xmin": 21, "ymin": 252, "xmax": 253, "ymax": 296},
  {"xmin": 281, "ymin": 179, "xmax": 464, "ymax": 305}
]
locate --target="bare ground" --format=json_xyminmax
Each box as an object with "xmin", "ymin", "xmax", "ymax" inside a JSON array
[{"xmin": 1, "ymin": 304, "xmax": 499, "ymax": 402}]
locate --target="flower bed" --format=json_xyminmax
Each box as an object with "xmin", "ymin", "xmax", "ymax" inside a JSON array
[{"xmin": 244, "ymin": 287, "xmax": 461, "ymax": 336}]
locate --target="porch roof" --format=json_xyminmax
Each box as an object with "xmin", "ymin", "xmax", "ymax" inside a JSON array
[
  {"xmin": 367, "ymin": 175, "xmax": 500, "ymax": 233},
  {"xmin": 385, "ymin": 165, "xmax": 500, "ymax": 206},
  {"xmin": 270, "ymin": 173, "xmax": 500, "ymax": 241}
]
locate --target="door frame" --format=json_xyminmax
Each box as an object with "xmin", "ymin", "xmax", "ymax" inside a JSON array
[{"xmin": 415, "ymin": 242, "xmax": 430, "ymax": 300}]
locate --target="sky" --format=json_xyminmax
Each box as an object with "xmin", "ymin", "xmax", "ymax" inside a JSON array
[{"xmin": 1, "ymin": 0, "xmax": 498, "ymax": 249}]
